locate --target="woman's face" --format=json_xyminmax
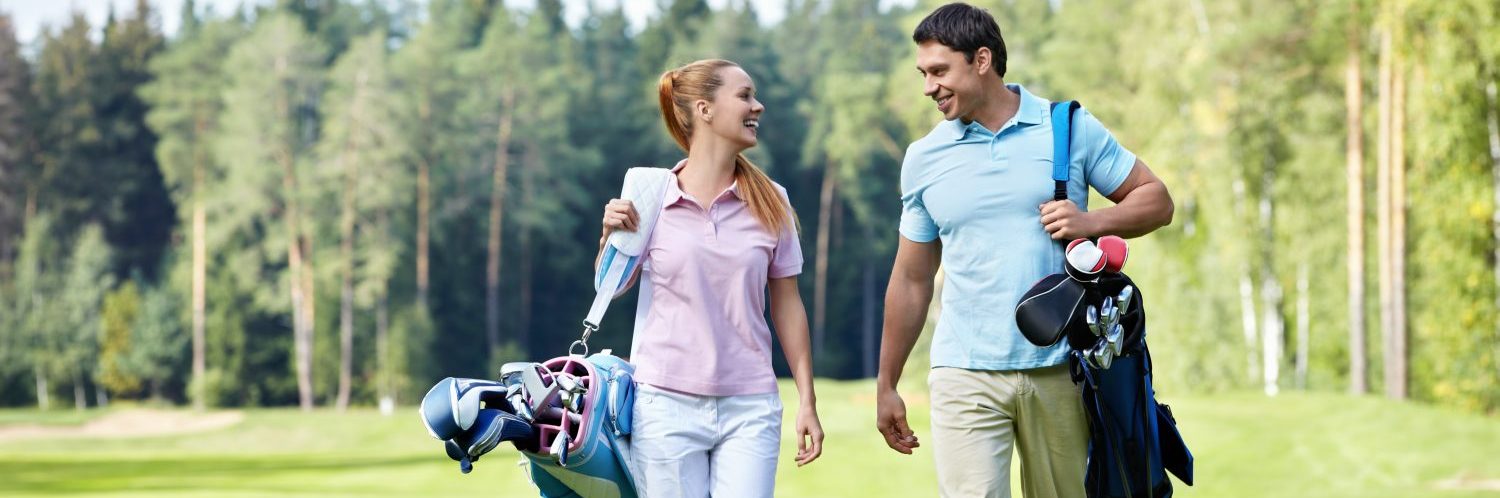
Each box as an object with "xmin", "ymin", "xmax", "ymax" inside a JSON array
[{"xmin": 701, "ymin": 66, "xmax": 764, "ymax": 149}]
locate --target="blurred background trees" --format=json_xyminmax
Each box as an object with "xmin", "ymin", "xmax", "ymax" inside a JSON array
[{"xmin": 0, "ymin": 0, "xmax": 1496, "ymax": 416}]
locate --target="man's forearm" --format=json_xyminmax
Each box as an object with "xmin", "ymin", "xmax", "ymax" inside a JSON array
[
  {"xmin": 1093, "ymin": 180, "xmax": 1173, "ymax": 238},
  {"xmin": 877, "ymin": 277, "xmax": 933, "ymax": 391}
]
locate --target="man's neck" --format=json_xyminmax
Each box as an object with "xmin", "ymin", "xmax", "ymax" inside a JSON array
[{"xmin": 966, "ymin": 79, "xmax": 1020, "ymax": 134}]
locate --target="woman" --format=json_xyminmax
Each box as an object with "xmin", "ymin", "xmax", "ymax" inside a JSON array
[{"xmin": 598, "ymin": 58, "xmax": 823, "ymax": 497}]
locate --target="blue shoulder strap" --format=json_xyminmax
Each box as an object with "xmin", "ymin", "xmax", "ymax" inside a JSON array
[{"xmin": 1050, "ymin": 100, "xmax": 1080, "ymax": 201}]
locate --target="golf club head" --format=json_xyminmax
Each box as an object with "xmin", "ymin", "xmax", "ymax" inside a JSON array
[
  {"xmin": 555, "ymin": 374, "xmax": 580, "ymax": 394},
  {"xmin": 1106, "ymin": 324, "xmax": 1124, "ymax": 355},
  {"xmin": 1102, "ymin": 297, "xmax": 1120, "ymax": 330},
  {"xmin": 1095, "ymin": 349, "xmax": 1114, "ymax": 369},
  {"xmin": 1089, "ymin": 342, "xmax": 1114, "ymax": 370},
  {"xmin": 522, "ymin": 364, "xmax": 562, "ymax": 414},
  {"xmin": 1116, "ymin": 285, "xmax": 1135, "ymax": 317},
  {"xmin": 551, "ymin": 431, "xmax": 571, "ymax": 467},
  {"xmin": 1086, "ymin": 305, "xmax": 1101, "ymax": 337},
  {"xmin": 567, "ymin": 392, "xmax": 584, "ymax": 413},
  {"xmin": 499, "ymin": 362, "xmax": 531, "ymax": 386}
]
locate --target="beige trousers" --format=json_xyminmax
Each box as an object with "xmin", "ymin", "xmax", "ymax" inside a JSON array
[{"xmin": 928, "ymin": 364, "xmax": 1088, "ymax": 498}]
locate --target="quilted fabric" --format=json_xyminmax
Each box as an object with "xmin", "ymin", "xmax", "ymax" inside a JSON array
[{"xmin": 608, "ymin": 168, "xmax": 672, "ymax": 257}]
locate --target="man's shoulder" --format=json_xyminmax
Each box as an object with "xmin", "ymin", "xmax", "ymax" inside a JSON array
[{"xmin": 905, "ymin": 121, "xmax": 957, "ymax": 160}]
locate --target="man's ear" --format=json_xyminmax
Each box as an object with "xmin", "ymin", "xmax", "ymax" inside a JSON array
[
  {"xmin": 973, "ymin": 47, "xmax": 992, "ymax": 76},
  {"xmin": 695, "ymin": 99, "xmax": 712, "ymax": 123}
]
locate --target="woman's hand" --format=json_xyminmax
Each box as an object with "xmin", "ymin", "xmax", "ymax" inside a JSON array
[
  {"xmin": 794, "ymin": 404, "xmax": 824, "ymax": 467},
  {"xmin": 599, "ymin": 199, "xmax": 639, "ymax": 248}
]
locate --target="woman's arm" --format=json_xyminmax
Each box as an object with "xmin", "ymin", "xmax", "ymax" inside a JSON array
[
  {"xmin": 769, "ymin": 276, "xmax": 823, "ymax": 466},
  {"xmin": 596, "ymin": 199, "xmax": 642, "ymax": 296}
]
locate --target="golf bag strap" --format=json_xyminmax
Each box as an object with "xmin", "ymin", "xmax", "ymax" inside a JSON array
[
  {"xmin": 1050, "ymin": 100, "xmax": 1080, "ymax": 202},
  {"xmin": 581, "ymin": 168, "xmax": 673, "ymax": 353}
]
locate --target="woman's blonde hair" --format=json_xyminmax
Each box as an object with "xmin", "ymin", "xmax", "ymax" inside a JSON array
[{"xmin": 658, "ymin": 59, "xmax": 793, "ymax": 235}]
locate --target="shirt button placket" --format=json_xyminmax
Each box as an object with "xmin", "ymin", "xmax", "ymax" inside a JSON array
[{"xmin": 706, "ymin": 203, "xmax": 718, "ymax": 242}]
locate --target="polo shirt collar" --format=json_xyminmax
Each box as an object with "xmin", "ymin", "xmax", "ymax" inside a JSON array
[
  {"xmin": 947, "ymin": 83, "xmax": 1047, "ymax": 141},
  {"xmin": 664, "ymin": 159, "xmax": 741, "ymax": 205}
]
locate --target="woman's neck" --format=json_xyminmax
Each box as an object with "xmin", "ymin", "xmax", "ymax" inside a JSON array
[{"xmin": 679, "ymin": 136, "xmax": 739, "ymax": 206}]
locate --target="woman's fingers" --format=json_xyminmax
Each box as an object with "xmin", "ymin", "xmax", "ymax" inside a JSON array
[{"xmin": 603, "ymin": 199, "xmax": 639, "ymax": 231}]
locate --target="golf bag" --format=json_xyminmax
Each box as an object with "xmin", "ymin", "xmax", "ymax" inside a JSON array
[
  {"xmin": 522, "ymin": 353, "xmax": 639, "ymax": 498},
  {"xmin": 1027, "ymin": 101, "xmax": 1194, "ymax": 498},
  {"xmin": 1067, "ymin": 274, "xmax": 1193, "ymax": 498},
  {"xmin": 420, "ymin": 167, "xmax": 673, "ymax": 498}
]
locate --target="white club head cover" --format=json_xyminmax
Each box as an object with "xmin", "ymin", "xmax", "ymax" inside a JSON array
[{"xmin": 1066, "ymin": 238, "xmax": 1107, "ymax": 275}]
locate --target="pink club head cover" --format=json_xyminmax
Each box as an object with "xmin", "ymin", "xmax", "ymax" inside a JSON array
[{"xmin": 1097, "ymin": 235, "xmax": 1128, "ymax": 273}]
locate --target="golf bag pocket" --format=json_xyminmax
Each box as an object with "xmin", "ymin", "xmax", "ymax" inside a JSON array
[{"xmin": 1156, "ymin": 403, "xmax": 1193, "ymax": 486}]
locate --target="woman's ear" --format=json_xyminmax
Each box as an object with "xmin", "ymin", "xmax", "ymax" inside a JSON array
[{"xmin": 695, "ymin": 99, "xmax": 712, "ymax": 124}]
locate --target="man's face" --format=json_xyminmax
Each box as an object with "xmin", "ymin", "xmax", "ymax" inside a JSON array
[{"xmin": 915, "ymin": 41, "xmax": 985, "ymax": 122}]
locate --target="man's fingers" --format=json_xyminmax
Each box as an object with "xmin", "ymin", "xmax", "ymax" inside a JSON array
[
  {"xmin": 1040, "ymin": 210, "xmax": 1064, "ymax": 225},
  {"xmin": 880, "ymin": 417, "xmax": 916, "ymax": 454}
]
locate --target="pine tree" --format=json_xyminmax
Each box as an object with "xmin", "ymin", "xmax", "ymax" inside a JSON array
[{"xmin": 216, "ymin": 12, "xmax": 326, "ymax": 410}]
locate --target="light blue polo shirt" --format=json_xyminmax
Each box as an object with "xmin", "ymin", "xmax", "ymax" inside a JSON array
[{"xmin": 900, "ymin": 84, "xmax": 1137, "ymax": 371}]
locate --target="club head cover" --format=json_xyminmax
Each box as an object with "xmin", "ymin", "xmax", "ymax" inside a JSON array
[
  {"xmin": 1015, "ymin": 273, "xmax": 1089, "ymax": 347},
  {"xmin": 453, "ymin": 408, "xmax": 534, "ymax": 462},
  {"xmin": 442, "ymin": 439, "xmax": 474, "ymax": 474},
  {"xmin": 1097, "ymin": 235, "xmax": 1128, "ymax": 273},
  {"xmin": 1065, "ymin": 238, "xmax": 1106, "ymax": 281},
  {"xmin": 420, "ymin": 377, "xmax": 510, "ymax": 441}
]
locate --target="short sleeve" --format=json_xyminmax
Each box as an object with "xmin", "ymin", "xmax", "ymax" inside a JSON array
[
  {"xmin": 1076, "ymin": 107, "xmax": 1137, "ymax": 197},
  {"xmin": 769, "ymin": 188, "xmax": 804, "ymax": 278},
  {"xmin": 898, "ymin": 146, "xmax": 940, "ymax": 242}
]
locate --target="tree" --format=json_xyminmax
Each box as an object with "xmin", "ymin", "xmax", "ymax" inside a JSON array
[
  {"xmin": 216, "ymin": 12, "xmax": 325, "ymax": 409},
  {"xmin": 316, "ymin": 30, "xmax": 402, "ymax": 410},
  {"xmin": 98, "ymin": 281, "xmax": 144, "ymax": 397},
  {"xmin": 390, "ymin": 0, "xmax": 465, "ymax": 312},
  {"xmin": 58, "ymin": 224, "xmax": 115, "ymax": 409},
  {"xmin": 142, "ymin": 4, "xmax": 244, "ymax": 409},
  {"xmin": 0, "ymin": 13, "xmax": 30, "ymax": 269},
  {"xmin": 1344, "ymin": 0, "xmax": 1368, "ymax": 395}
]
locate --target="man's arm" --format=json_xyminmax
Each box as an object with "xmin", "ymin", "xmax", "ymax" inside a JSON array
[
  {"xmin": 875, "ymin": 236, "xmax": 941, "ymax": 454},
  {"xmin": 1040, "ymin": 158, "xmax": 1174, "ymax": 239}
]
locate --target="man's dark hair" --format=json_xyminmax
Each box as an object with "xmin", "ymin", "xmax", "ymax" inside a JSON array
[{"xmin": 912, "ymin": 3, "xmax": 1008, "ymax": 78}]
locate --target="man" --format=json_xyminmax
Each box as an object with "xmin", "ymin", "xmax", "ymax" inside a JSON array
[{"xmin": 874, "ymin": 3, "xmax": 1174, "ymax": 498}]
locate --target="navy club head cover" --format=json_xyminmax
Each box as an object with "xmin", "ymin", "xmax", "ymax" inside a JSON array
[{"xmin": 420, "ymin": 377, "xmax": 512, "ymax": 441}]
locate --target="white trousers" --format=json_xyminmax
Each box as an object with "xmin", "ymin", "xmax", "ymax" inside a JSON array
[{"xmin": 629, "ymin": 383, "xmax": 782, "ymax": 498}]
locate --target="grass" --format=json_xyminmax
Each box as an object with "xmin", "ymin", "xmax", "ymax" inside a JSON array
[{"xmin": 1, "ymin": 380, "xmax": 1497, "ymax": 497}]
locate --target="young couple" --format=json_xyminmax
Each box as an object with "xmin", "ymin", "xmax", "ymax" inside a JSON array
[{"xmin": 602, "ymin": 3, "xmax": 1174, "ymax": 498}]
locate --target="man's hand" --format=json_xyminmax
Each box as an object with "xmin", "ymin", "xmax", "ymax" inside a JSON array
[
  {"xmin": 875, "ymin": 387, "xmax": 920, "ymax": 454},
  {"xmin": 1040, "ymin": 199, "xmax": 1097, "ymax": 240}
]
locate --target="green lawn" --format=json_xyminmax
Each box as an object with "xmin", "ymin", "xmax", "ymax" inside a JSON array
[{"xmin": 1, "ymin": 381, "xmax": 1497, "ymax": 497}]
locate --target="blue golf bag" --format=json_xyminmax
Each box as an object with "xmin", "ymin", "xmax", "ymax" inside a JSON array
[
  {"xmin": 421, "ymin": 167, "xmax": 673, "ymax": 498},
  {"xmin": 521, "ymin": 352, "xmax": 639, "ymax": 498}
]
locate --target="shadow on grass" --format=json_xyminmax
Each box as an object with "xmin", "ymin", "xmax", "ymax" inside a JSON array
[{"xmin": 0, "ymin": 454, "xmax": 433, "ymax": 494}]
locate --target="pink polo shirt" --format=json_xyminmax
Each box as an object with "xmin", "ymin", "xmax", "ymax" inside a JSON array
[{"xmin": 630, "ymin": 160, "xmax": 804, "ymax": 396}]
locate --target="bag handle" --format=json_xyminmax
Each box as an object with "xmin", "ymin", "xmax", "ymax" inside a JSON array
[{"xmin": 1050, "ymin": 100, "xmax": 1080, "ymax": 202}]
